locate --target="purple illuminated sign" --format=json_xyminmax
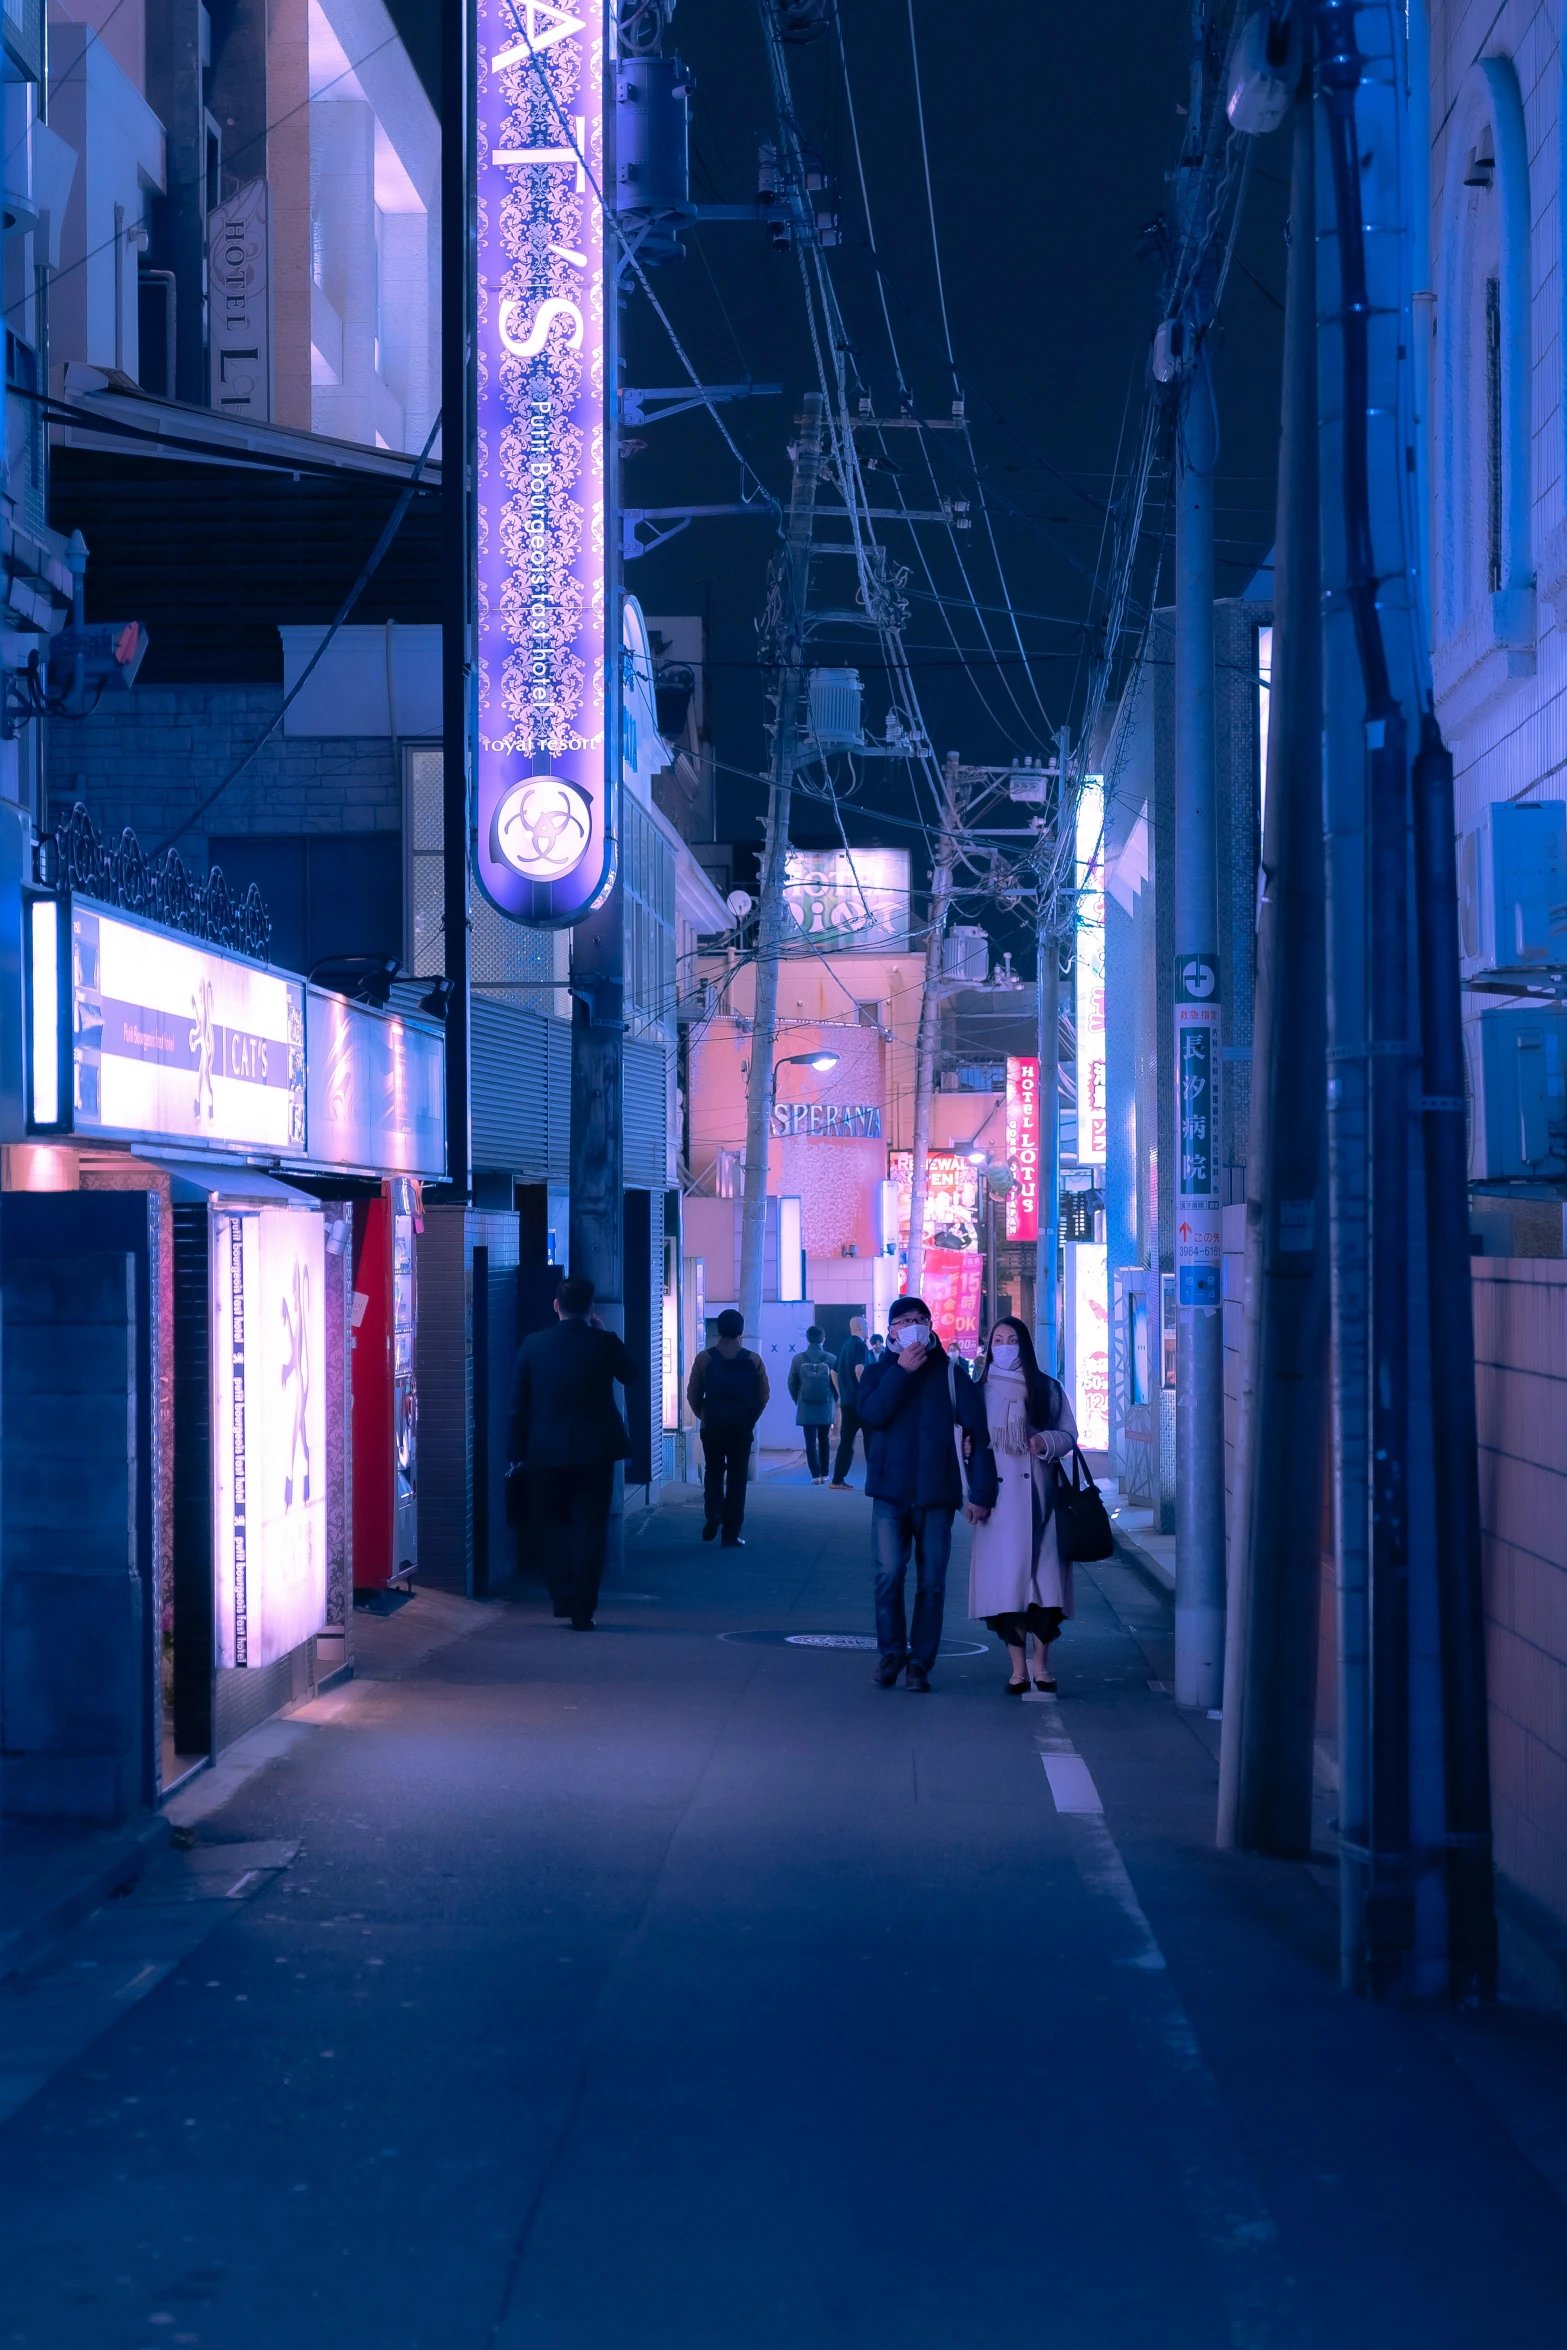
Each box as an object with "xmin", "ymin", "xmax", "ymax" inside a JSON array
[{"xmin": 476, "ymin": 0, "xmax": 612, "ymax": 926}]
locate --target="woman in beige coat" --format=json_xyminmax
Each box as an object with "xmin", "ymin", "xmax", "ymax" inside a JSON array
[{"xmin": 966, "ymin": 1317, "xmax": 1079, "ymax": 1692}]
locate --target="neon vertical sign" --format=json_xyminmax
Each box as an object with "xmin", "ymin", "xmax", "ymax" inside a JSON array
[
  {"xmin": 1005, "ymin": 1054, "xmax": 1039, "ymax": 1241},
  {"xmin": 1075, "ymin": 774, "xmax": 1107, "ymax": 1167},
  {"xmin": 476, "ymin": 0, "xmax": 612, "ymax": 925}
]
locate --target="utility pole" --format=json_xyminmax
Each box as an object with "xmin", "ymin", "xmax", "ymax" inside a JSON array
[
  {"xmin": 1035, "ymin": 733, "xmax": 1067, "ymax": 1379},
  {"xmin": 906, "ymin": 751, "xmax": 962, "ymax": 1300},
  {"xmin": 1171, "ymin": 3, "xmax": 1226, "ymax": 1712},
  {"xmin": 737, "ymin": 393, "xmax": 824, "ymax": 1344},
  {"xmin": 1218, "ymin": 58, "xmax": 1328, "ymax": 1853}
]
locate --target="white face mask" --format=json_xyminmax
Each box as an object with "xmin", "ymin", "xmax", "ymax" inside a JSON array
[
  {"xmin": 989, "ymin": 1341, "xmax": 1020, "ymax": 1370},
  {"xmin": 894, "ymin": 1321, "xmax": 932, "ymax": 1351}
]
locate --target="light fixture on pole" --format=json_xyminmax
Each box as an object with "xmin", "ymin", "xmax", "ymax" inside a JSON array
[{"xmin": 776, "ymin": 1049, "xmax": 839, "ymax": 1078}]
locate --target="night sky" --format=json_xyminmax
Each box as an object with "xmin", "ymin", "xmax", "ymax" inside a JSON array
[{"xmin": 620, "ymin": 0, "xmax": 1290, "ymax": 906}]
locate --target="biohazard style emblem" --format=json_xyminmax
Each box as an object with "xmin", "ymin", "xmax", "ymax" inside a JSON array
[
  {"xmin": 189, "ymin": 976, "xmax": 216, "ymax": 1119},
  {"xmin": 280, "ymin": 1257, "xmax": 312, "ymax": 1508},
  {"xmin": 492, "ymin": 777, "xmax": 592, "ymax": 882}
]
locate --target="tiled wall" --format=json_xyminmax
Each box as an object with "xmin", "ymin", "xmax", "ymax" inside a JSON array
[{"xmin": 1474, "ymin": 1258, "xmax": 1567, "ymax": 1932}]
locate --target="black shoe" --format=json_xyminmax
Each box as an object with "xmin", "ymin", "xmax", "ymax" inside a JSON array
[
  {"xmin": 701, "ymin": 1518, "xmax": 720, "ymax": 1543},
  {"xmin": 569, "ymin": 1616, "xmax": 595, "ymax": 1630},
  {"xmin": 1005, "ymin": 1676, "xmax": 1029, "ymax": 1696},
  {"xmin": 873, "ymin": 1656, "xmax": 904, "ymax": 1688},
  {"xmin": 904, "ymin": 1664, "xmax": 931, "ymax": 1694},
  {"xmin": 720, "ymin": 1534, "xmax": 745, "ymax": 1548},
  {"xmin": 1033, "ymin": 1676, "xmax": 1057, "ymax": 1693}
]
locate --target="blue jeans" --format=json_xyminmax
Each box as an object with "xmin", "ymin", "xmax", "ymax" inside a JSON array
[{"xmin": 872, "ymin": 1500, "xmax": 955, "ymax": 1670}]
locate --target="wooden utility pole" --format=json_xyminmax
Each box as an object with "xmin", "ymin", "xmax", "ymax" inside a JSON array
[{"xmin": 737, "ymin": 394, "xmax": 824, "ymax": 1343}]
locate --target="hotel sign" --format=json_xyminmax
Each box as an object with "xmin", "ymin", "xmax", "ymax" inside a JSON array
[
  {"xmin": 1005, "ymin": 1055, "xmax": 1039, "ymax": 1240},
  {"xmin": 1075, "ymin": 776, "xmax": 1107, "ymax": 1167},
  {"xmin": 475, "ymin": 0, "xmax": 612, "ymax": 927}
]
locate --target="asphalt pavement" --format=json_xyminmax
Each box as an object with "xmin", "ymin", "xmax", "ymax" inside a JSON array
[{"xmin": 1, "ymin": 1475, "xmax": 1565, "ymax": 2349}]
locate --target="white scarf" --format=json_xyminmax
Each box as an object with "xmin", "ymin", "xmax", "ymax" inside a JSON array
[{"xmin": 985, "ymin": 1363, "xmax": 1033, "ymax": 1456}]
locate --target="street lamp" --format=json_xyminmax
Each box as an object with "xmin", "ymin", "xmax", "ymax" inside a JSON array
[
  {"xmin": 777, "ymin": 1050, "xmax": 840, "ymax": 1076},
  {"xmin": 976, "ymin": 1158, "xmax": 1015, "ymax": 1334}
]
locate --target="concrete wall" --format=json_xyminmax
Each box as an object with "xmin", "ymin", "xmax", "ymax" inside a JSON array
[
  {"xmin": 2, "ymin": 1252, "xmax": 140, "ymax": 1820},
  {"xmin": 1473, "ymin": 1258, "xmax": 1567, "ymax": 1932}
]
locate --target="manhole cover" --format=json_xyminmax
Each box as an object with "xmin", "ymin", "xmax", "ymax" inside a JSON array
[{"xmin": 719, "ymin": 1629, "xmax": 988, "ymax": 1657}]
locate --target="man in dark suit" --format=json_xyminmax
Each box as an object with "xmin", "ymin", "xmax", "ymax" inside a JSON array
[{"xmin": 507, "ymin": 1274, "xmax": 637, "ymax": 1628}]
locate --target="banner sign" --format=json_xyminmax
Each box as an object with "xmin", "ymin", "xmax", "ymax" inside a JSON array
[
  {"xmin": 888, "ymin": 1148, "xmax": 980, "ymax": 1253},
  {"xmin": 306, "ymin": 989, "xmax": 446, "ymax": 1179},
  {"xmin": 70, "ymin": 904, "xmax": 305, "ymax": 1154},
  {"xmin": 781, "ymin": 849, "xmax": 910, "ymax": 953},
  {"xmin": 213, "ymin": 1207, "xmax": 327, "ymax": 1670},
  {"xmin": 1069, "ymin": 1239, "xmax": 1110, "ymax": 1448},
  {"xmin": 475, "ymin": 0, "xmax": 612, "ymax": 927},
  {"xmin": 1175, "ymin": 955, "xmax": 1222, "ymax": 1307},
  {"xmin": 1075, "ymin": 776, "xmax": 1107, "ymax": 1166},
  {"xmin": 1004, "ymin": 1055, "xmax": 1039, "ymax": 1240},
  {"xmin": 916, "ymin": 1247, "xmax": 984, "ymax": 1354}
]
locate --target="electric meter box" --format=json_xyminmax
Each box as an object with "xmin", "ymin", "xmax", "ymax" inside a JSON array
[
  {"xmin": 1466, "ymin": 1004, "xmax": 1567, "ymax": 1181},
  {"xmin": 1458, "ymin": 799, "xmax": 1567, "ymax": 978}
]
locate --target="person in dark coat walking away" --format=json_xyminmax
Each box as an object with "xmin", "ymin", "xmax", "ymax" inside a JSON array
[
  {"xmin": 788, "ymin": 1325, "xmax": 839, "ymax": 1482},
  {"xmin": 507, "ymin": 1274, "xmax": 636, "ymax": 1629},
  {"xmin": 855, "ymin": 1294, "xmax": 997, "ymax": 1690},
  {"xmin": 687, "ymin": 1308, "xmax": 770, "ymax": 1545},
  {"xmin": 829, "ymin": 1314, "xmax": 870, "ymax": 1488}
]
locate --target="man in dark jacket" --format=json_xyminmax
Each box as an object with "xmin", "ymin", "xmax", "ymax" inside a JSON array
[
  {"xmin": 829, "ymin": 1314, "xmax": 870, "ymax": 1488},
  {"xmin": 686, "ymin": 1308, "xmax": 770, "ymax": 1546},
  {"xmin": 507, "ymin": 1275, "xmax": 636, "ymax": 1627},
  {"xmin": 855, "ymin": 1294, "xmax": 996, "ymax": 1690}
]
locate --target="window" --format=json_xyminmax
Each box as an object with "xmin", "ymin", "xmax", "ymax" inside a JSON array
[
  {"xmin": 208, "ymin": 834, "xmax": 402, "ymax": 975},
  {"xmin": 623, "ymin": 795, "xmax": 675, "ymax": 1042},
  {"xmin": 403, "ymin": 746, "xmax": 559, "ymax": 998},
  {"xmin": 1486, "ymin": 275, "xmax": 1503, "ymax": 594}
]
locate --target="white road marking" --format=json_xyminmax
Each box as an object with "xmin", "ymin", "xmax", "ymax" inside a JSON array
[{"xmin": 1041, "ymin": 1751, "xmax": 1104, "ymax": 1813}]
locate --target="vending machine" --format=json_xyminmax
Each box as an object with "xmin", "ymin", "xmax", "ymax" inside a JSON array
[{"xmin": 351, "ymin": 1179, "xmax": 419, "ymax": 1589}]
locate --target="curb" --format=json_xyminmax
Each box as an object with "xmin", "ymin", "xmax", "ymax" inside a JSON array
[
  {"xmin": 1111, "ymin": 1525, "xmax": 1176, "ymax": 1602},
  {"xmin": 0, "ymin": 1809, "xmax": 171, "ymax": 1987}
]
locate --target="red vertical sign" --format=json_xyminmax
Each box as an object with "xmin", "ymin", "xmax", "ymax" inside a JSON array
[{"xmin": 1005, "ymin": 1055, "xmax": 1040, "ymax": 1241}]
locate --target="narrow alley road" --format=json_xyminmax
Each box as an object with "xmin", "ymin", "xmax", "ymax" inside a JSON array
[{"xmin": 2, "ymin": 1482, "xmax": 1565, "ymax": 2349}]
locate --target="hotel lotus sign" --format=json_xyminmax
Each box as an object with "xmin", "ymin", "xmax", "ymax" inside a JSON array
[{"xmin": 475, "ymin": 0, "xmax": 613, "ymax": 928}]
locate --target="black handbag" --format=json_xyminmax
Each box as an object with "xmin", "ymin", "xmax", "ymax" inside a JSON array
[{"xmin": 1050, "ymin": 1444, "xmax": 1114, "ymax": 1563}]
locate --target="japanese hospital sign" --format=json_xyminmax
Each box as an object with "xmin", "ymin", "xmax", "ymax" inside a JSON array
[
  {"xmin": 476, "ymin": 0, "xmax": 612, "ymax": 926},
  {"xmin": 1175, "ymin": 955, "xmax": 1222, "ymax": 1307}
]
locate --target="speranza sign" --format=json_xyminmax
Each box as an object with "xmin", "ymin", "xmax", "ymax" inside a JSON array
[
  {"xmin": 475, "ymin": 0, "xmax": 612, "ymax": 927},
  {"xmin": 1005, "ymin": 1054, "xmax": 1039, "ymax": 1240},
  {"xmin": 771, "ymin": 1100, "xmax": 882, "ymax": 1139}
]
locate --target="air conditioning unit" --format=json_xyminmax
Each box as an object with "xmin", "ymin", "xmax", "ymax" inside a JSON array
[
  {"xmin": 1465, "ymin": 1006, "xmax": 1567, "ymax": 1180},
  {"xmin": 1458, "ymin": 800, "xmax": 1567, "ymax": 979},
  {"xmin": 942, "ymin": 924, "xmax": 989, "ymax": 984},
  {"xmin": 806, "ymin": 667, "xmax": 862, "ymax": 750}
]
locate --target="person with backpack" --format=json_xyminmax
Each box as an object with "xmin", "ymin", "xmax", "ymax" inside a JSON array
[
  {"xmin": 787, "ymin": 1325, "xmax": 839, "ymax": 1483},
  {"xmin": 855, "ymin": 1295, "xmax": 998, "ymax": 1691},
  {"xmin": 829, "ymin": 1314, "xmax": 870, "ymax": 1488},
  {"xmin": 687, "ymin": 1309, "xmax": 770, "ymax": 1547},
  {"xmin": 966, "ymin": 1316, "xmax": 1079, "ymax": 1693}
]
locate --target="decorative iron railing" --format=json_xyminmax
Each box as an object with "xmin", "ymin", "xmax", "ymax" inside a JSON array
[{"xmin": 47, "ymin": 802, "xmax": 273, "ymax": 963}]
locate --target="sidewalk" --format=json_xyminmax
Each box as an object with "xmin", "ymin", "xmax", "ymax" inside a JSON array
[{"xmin": 0, "ymin": 1482, "xmax": 1564, "ymax": 2347}]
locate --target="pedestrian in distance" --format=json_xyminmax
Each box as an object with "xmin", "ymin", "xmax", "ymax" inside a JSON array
[
  {"xmin": 855, "ymin": 1295, "xmax": 997, "ymax": 1691},
  {"xmin": 967, "ymin": 1316, "xmax": 1078, "ymax": 1693},
  {"xmin": 788, "ymin": 1324, "xmax": 839, "ymax": 1482},
  {"xmin": 868, "ymin": 1331, "xmax": 886, "ymax": 1364},
  {"xmin": 506, "ymin": 1274, "xmax": 636, "ymax": 1630},
  {"xmin": 687, "ymin": 1308, "xmax": 770, "ymax": 1546},
  {"xmin": 829, "ymin": 1314, "xmax": 870, "ymax": 1488}
]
